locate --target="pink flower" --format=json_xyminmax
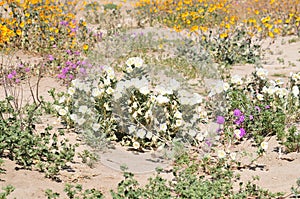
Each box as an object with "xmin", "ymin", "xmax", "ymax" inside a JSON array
[{"xmin": 7, "ymin": 74, "xmax": 14, "ymax": 79}]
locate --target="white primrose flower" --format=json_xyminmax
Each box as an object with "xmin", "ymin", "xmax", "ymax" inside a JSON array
[
  {"xmin": 156, "ymin": 95, "xmax": 170, "ymax": 104},
  {"xmin": 126, "ymin": 66, "xmax": 133, "ymax": 73},
  {"xmin": 230, "ymin": 152, "xmax": 237, "ymax": 161},
  {"xmin": 104, "ymin": 102, "xmax": 111, "ymax": 111},
  {"xmin": 159, "ymin": 123, "xmax": 168, "ymax": 132},
  {"xmin": 92, "ymin": 88, "xmax": 103, "ymax": 97},
  {"xmin": 231, "ymin": 75, "xmax": 243, "ymax": 85},
  {"xmin": 188, "ymin": 129, "xmax": 197, "ymax": 137},
  {"xmin": 68, "ymin": 87, "xmax": 76, "ymax": 95},
  {"xmin": 292, "ymin": 86, "xmax": 299, "ymax": 97},
  {"xmin": 58, "ymin": 108, "xmax": 67, "ymax": 116},
  {"xmin": 275, "ymin": 78, "xmax": 284, "ymax": 85},
  {"xmin": 174, "ymin": 110, "xmax": 182, "ymax": 119},
  {"xmin": 146, "ymin": 131, "xmax": 153, "ymax": 139},
  {"xmin": 70, "ymin": 114, "xmax": 78, "ymax": 122},
  {"xmin": 92, "ymin": 123, "xmax": 101, "ymax": 131},
  {"xmin": 106, "ymin": 87, "xmax": 114, "ymax": 95},
  {"xmin": 79, "ymin": 105, "xmax": 88, "ymax": 114},
  {"xmin": 256, "ymin": 68, "xmax": 268, "ymax": 79},
  {"xmin": 223, "ymin": 82, "xmax": 230, "ymax": 91},
  {"xmin": 59, "ymin": 96, "xmax": 66, "ymax": 103},
  {"xmin": 132, "ymin": 102, "xmax": 138, "ymax": 109},
  {"xmin": 196, "ymin": 133, "xmax": 204, "ymax": 141},
  {"xmin": 154, "ymin": 85, "xmax": 173, "ymax": 95},
  {"xmin": 234, "ymin": 129, "xmax": 241, "ymax": 139},
  {"xmin": 103, "ymin": 78, "xmax": 111, "ymax": 86},
  {"xmin": 276, "ymin": 88, "xmax": 289, "ymax": 98},
  {"xmin": 139, "ymin": 86, "xmax": 150, "ymax": 95},
  {"xmin": 77, "ymin": 117, "xmax": 86, "ymax": 126},
  {"xmin": 128, "ymin": 125, "xmax": 136, "ymax": 134},
  {"xmin": 132, "ymin": 111, "xmax": 138, "ymax": 119},
  {"xmin": 71, "ymin": 79, "xmax": 80, "ymax": 88},
  {"xmin": 217, "ymin": 150, "xmax": 226, "ymax": 159},
  {"xmin": 126, "ymin": 57, "xmax": 144, "ymax": 68},
  {"xmin": 175, "ymin": 119, "xmax": 183, "ymax": 127},
  {"xmin": 132, "ymin": 141, "xmax": 140, "ymax": 149},
  {"xmin": 260, "ymin": 141, "xmax": 268, "ymax": 151},
  {"xmin": 136, "ymin": 128, "xmax": 146, "ymax": 139},
  {"xmin": 257, "ymin": 93, "xmax": 264, "ymax": 101}
]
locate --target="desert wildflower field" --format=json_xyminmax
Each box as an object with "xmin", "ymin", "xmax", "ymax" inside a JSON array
[{"xmin": 0, "ymin": 0, "xmax": 300, "ymax": 198}]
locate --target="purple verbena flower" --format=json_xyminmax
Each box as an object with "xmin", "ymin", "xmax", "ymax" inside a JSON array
[
  {"xmin": 216, "ymin": 116, "xmax": 225, "ymax": 124},
  {"xmin": 233, "ymin": 109, "xmax": 242, "ymax": 117},
  {"xmin": 239, "ymin": 128, "xmax": 246, "ymax": 138}
]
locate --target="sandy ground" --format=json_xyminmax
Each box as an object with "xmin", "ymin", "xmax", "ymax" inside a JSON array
[{"xmin": 0, "ymin": 1, "xmax": 300, "ymax": 198}]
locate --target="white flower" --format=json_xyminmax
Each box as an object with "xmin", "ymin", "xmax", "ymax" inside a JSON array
[
  {"xmin": 231, "ymin": 75, "xmax": 243, "ymax": 85},
  {"xmin": 68, "ymin": 87, "xmax": 76, "ymax": 95},
  {"xmin": 92, "ymin": 123, "xmax": 101, "ymax": 131},
  {"xmin": 71, "ymin": 79, "xmax": 80, "ymax": 88},
  {"xmin": 146, "ymin": 131, "xmax": 153, "ymax": 139},
  {"xmin": 79, "ymin": 105, "xmax": 88, "ymax": 114},
  {"xmin": 230, "ymin": 152, "xmax": 237, "ymax": 161},
  {"xmin": 139, "ymin": 86, "xmax": 150, "ymax": 95},
  {"xmin": 188, "ymin": 129, "xmax": 197, "ymax": 137},
  {"xmin": 106, "ymin": 87, "xmax": 114, "ymax": 95},
  {"xmin": 217, "ymin": 150, "xmax": 226, "ymax": 159},
  {"xmin": 292, "ymin": 86, "xmax": 299, "ymax": 97},
  {"xmin": 103, "ymin": 78, "xmax": 111, "ymax": 86},
  {"xmin": 58, "ymin": 108, "xmax": 67, "ymax": 116},
  {"xmin": 175, "ymin": 119, "xmax": 183, "ymax": 127},
  {"xmin": 92, "ymin": 88, "xmax": 103, "ymax": 97},
  {"xmin": 70, "ymin": 114, "xmax": 78, "ymax": 122},
  {"xmin": 59, "ymin": 96, "xmax": 66, "ymax": 103},
  {"xmin": 128, "ymin": 125, "xmax": 136, "ymax": 134},
  {"xmin": 126, "ymin": 57, "xmax": 144, "ymax": 68},
  {"xmin": 275, "ymin": 78, "xmax": 284, "ymax": 85},
  {"xmin": 132, "ymin": 111, "xmax": 138, "ymax": 119},
  {"xmin": 256, "ymin": 68, "xmax": 268, "ymax": 79},
  {"xmin": 196, "ymin": 133, "xmax": 204, "ymax": 141},
  {"xmin": 156, "ymin": 95, "xmax": 170, "ymax": 104},
  {"xmin": 136, "ymin": 129, "xmax": 146, "ymax": 138},
  {"xmin": 234, "ymin": 129, "xmax": 241, "ymax": 139},
  {"xmin": 132, "ymin": 102, "xmax": 138, "ymax": 109},
  {"xmin": 174, "ymin": 110, "xmax": 182, "ymax": 119},
  {"xmin": 126, "ymin": 66, "xmax": 133, "ymax": 73},
  {"xmin": 155, "ymin": 85, "xmax": 173, "ymax": 95},
  {"xmin": 132, "ymin": 141, "xmax": 140, "ymax": 149},
  {"xmin": 276, "ymin": 88, "xmax": 289, "ymax": 98},
  {"xmin": 168, "ymin": 79, "xmax": 181, "ymax": 90},
  {"xmin": 223, "ymin": 82, "xmax": 230, "ymax": 91},
  {"xmin": 257, "ymin": 93, "xmax": 264, "ymax": 101},
  {"xmin": 159, "ymin": 123, "xmax": 168, "ymax": 132},
  {"xmin": 77, "ymin": 117, "xmax": 86, "ymax": 126},
  {"xmin": 261, "ymin": 141, "xmax": 268, "ymax": 151}
]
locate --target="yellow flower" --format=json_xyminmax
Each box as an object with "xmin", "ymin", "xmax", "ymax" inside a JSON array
[
  {"xmin": 220, "ymin": 32, "xmax": 228, "ymax": 39},
  {"xmin": 16, "ymin": 29, "xmax": 22, "ymax": 36},
  {"xmin": 83, "ymin": 44, "xmax": 89, "ymax": 51},
  {"xmin": 268, "ymin": 31, "xmax": 274, "ymax": 38},
  {"xmin": 19, "ymin": 21, "xmax": 25, "ymax": 28}
]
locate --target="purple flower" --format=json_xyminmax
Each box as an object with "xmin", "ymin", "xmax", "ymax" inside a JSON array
[
  {"xmin": 79, "ymin": 67, "xmax": 86, "ymax": 74},
  {"xmin": 239, "ymin": 128, "xmax": 246, "ymax": 138},
  {"xmin": 7, "ymin": 73, "xmax": 14, "ymax": 79},
  {"xmin": 249, "ymin": 115, "xmax": 254, "ymax": 120},
  {"xmin": 239, "ymin": 115, "xmax": 245, "ymax": 123},
  {"xmin": 25, "ymin": 68, "xmax": 30, "ymax": 72},
  {"xmin": 205, "ymin": 140, "xmax": 212, "ymax": 147},
  {"xmin": 233, "ymin": 109, "xmax": 242, "ymax": 117},
  {"xmin": 15, "ymin": 78, "xmax": 20, "ymax": 83},
  {"xmin": 255, "ymin": 106, "xmax": 261, "ymax": 112},
  {"xmin": 11, "ymin": 70, "xmax": 17, "ymax": 76},
  {"xmin": 216, "ymin": 116, "xmax": 225, "ymax": 124},
  {"xmin": 235, "ymin": 119, "xmax": 241, "ymax": 126},
  {"xmin": 48, "ymin": 55, "xmax": 54, "ymax": 61},
  {"xmin": 265, "ymin": 105, "xmax": 270, "ymax": 109}
]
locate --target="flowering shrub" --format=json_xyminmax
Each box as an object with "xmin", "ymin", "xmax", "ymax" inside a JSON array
[
  {"xmin": 53, "ymin": 57, "xmax": 210, "ymax": 150},
  {"xmin": 207, "ymin": 67, "xmax": 300, "ymax": 153}
]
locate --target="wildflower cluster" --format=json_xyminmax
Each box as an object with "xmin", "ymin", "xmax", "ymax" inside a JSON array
[
  {"xmin": 209, "ymin": 67, "xmax": 300, "ymax": 152},
  {"xmin": 135, "ymin": 0, "xmax": 300, "ymax": 38},
  {"xmin": 53, "ymin": 57, "xmax": 210, "ymax": 149}
]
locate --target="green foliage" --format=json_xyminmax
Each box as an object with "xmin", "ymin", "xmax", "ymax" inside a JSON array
[
  {"xmin": 0, "ymin": 185, "xmax": 15, "ymax": 199},
  {"xmin": 0, "ymin": 97, "xmax": 76, "ymax": 179},
  {"xmin": 45, "ymin": 184, "xmax": 103, "ymax": 199}
]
